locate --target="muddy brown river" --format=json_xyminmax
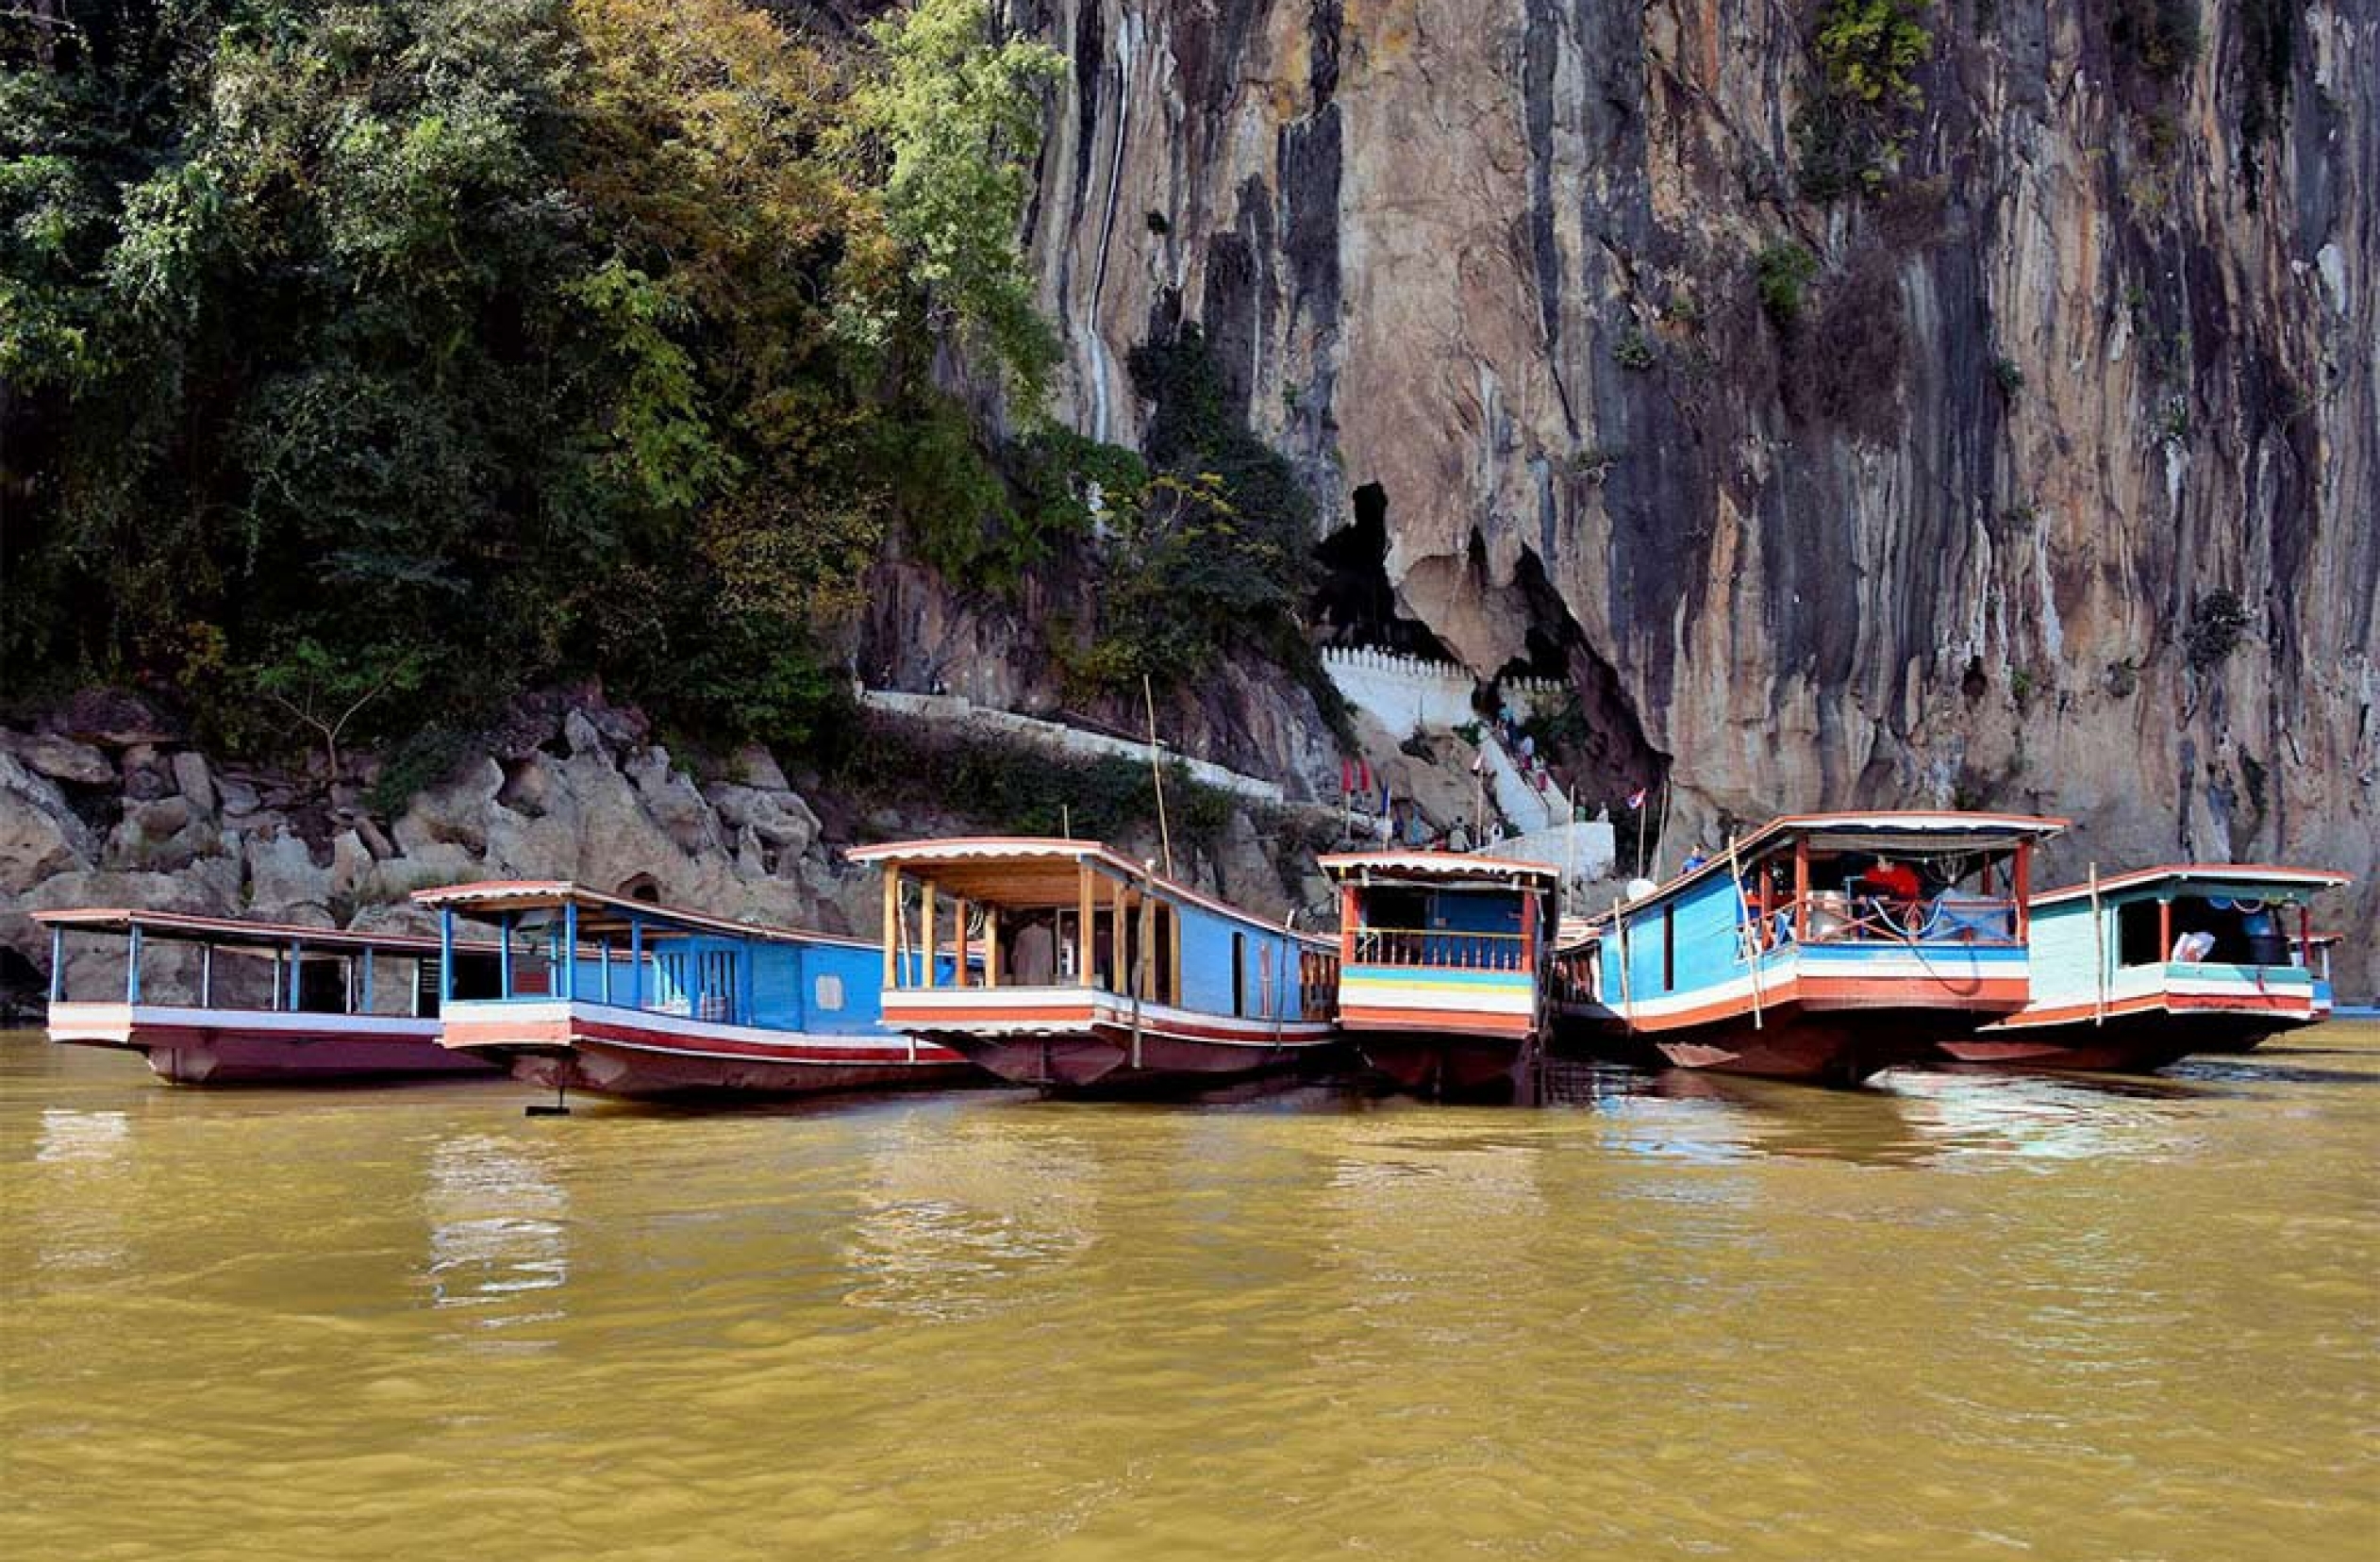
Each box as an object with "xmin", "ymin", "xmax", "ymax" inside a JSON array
[{"xmin": 4, "ymin": 1026, "xmax": 2374, "ymax": 1560}]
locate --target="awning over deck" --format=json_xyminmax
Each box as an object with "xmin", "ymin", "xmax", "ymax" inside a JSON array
[
  {"xmin": 409, "ymin": 880, "xmax": 871, "ymax": 951},
  {"xmin": 29, "ymin": 907, "xmax": 453, "ymax": 955},
  {"xmin": 1319, "ymin": 851, "xmax": 1559, "ymax": 888},
  {"xmin": 849, "ymin": 838, "xmax": 1321, "ymax": 944},
  {"xmin": 2030, "ymin": 863, "xmax": 2350, "ymax": 909}
]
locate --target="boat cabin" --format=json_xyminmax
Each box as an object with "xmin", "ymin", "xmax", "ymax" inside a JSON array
[
  {"xmin": 850, "ymin": 839, "xmax": 1337, "ymax": 1023},
  {"xmin": 37, "ymin": 909, "xmax": 491, "ymax": 1020},
  {"xmin": 32, "ymin": 908, "xmax": 501, "ymax": 1082},
  {"xmin": 413, "ymin": 881, "xmax": 928, "ymax": 1036}
]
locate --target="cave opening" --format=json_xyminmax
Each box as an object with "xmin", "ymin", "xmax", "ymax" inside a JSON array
[
  {"xmin": 1309, "ymin": 483, "xmax": 1454, "ymax": 658},
  {"xmin": 1495, "ymin": 548, "xmax": 1670, "ymax": 825}
]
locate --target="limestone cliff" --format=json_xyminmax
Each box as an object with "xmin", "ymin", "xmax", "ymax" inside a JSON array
[{"xmin": 1012, "ymin": 0, "xmax": 2378, "ymax": 982}]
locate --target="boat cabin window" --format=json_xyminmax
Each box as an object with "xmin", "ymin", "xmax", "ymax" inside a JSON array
[
  {"xmin": 814, "ymin": 973, "xmax": 844, "ymax": 1011},
  {"xmin": 294, "ymin": 956, "xmax": 349, "ymax": 1014},
  {"xmin": 2116, "ymin": 901, "xmax": 2163, "ymax": 968},
  {"xmin": 1232, "ymin": 932, "xmax": 1248, "ymax": 1017}
]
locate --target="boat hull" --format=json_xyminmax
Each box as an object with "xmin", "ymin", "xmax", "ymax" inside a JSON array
[
  {"xmin": 1959, "ymin": 964, "xmax": 2325, "ymax": 1069},
  {"xmin": 1563, "ymin": 949, "xmax": 2030, "ymax": 1085},
  {"xmin": 1354, "ymin": 1032, "xmax": 1537, "ymax": 1100},
  {"xmin": 45, "ymin": 1002, "xmax": 495, "ymax": 1085},
  {"xmin": 441, "ymin": 1000, "xmax": 976, "ymax": 1101},
  {"xmin": 884, "ymin": 987, "xmax": 1338, "ymax": 1093}
]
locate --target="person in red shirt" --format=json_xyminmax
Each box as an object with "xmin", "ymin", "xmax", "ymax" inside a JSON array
[{"xmin": 1858, "ymin": 857, "xmax": 1922, "ymax": 903}]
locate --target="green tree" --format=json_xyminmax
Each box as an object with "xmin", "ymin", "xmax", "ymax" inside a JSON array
[{"xmin": 848, "ymin": 0, "xmax": 1065, "ymax": 407}]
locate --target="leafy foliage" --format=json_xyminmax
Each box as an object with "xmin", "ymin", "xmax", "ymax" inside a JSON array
[
  {"xmin": 1756, "ymin": 241, "xmax": 1821, "ymax": 326},
  {"xmin": 1794, "ymin": 0, "xmax": 1932, "ymax": 200},
  {"xmin": 1049, "ymin": 326, "xmax": 1323, "ymax": 703},
  {"xmin": 0, "ymin": 0, "xmax": 1057, "ymax": 764}
]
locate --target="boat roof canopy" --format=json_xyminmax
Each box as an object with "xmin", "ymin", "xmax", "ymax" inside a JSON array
[
  {"xmin": 409, "ymin": 880, "xmax": 872, "ymax": 952},
  {"xmin": 28, "ymin": 907, "xmax": 458, "ymax": 955},
  {"xmin": 1747, "ymin": 811, "xmax": 2070, "ymax": 856},
  {"xmin": 2032, "ymin": 863, "xmax": 2351, "ymax": 909},
  {"xmin": 1319, "ymin": 851, "xmax": 1558, "ymax": 888},
  {"xmin": 848, "ymin": 838, "xmax": 1324, "ymax": 944}
]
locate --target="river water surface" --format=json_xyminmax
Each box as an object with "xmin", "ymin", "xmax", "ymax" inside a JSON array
[{"xmin": 4, "ymin": 1026, "xmax": 2375, "ymax": 1560}]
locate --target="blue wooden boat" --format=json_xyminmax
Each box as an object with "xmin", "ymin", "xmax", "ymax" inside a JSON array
[
  {"xmin": 1943, "ymin": 863, "xmax": 2351, "ymax": 1070},
  {"xmin": 1320, "ymin": 851, "xmax": 1556, "ymax": 1099},
  {"xmin": 848, "ymin": 839, "xmax": 1340, "ymax": 1090},
  {"xmin": 411, "ymin": 881, "xmax": 974, "ymax": 1099},
  {"xmin": 1552, "ymin": 811, "xmax": 2066, "ymax": 1084}
]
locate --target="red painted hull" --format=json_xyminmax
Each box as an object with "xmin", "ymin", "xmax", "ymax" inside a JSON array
[
  {"xmin": 48, "ymin": 1007, "xmax": 496, "ymax": 1085},
  {"xmin": 1938, "ymin": 1010, "xmax": 2314, "ymax": 1072},
  {"xmin": 441, "ymin": 1001, "xmax": 978, "ymax": 1101},
  {"xmin": 932, "ymin": 1024, "xmax": 1337, "ymax": 1092},
  {"xmin": 1357, "ymin": 1033, "xmax": 1537, "ymax": 1101},
  {"xmin": 1562, "ymin": 1005, "xmax": 1977, "ymax": 1086},
  {"xmin": 507, "ymin": 1042, "xmax": 977, "ymax": 1101}
]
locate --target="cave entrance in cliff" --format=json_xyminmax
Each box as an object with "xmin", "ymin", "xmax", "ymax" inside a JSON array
[
  {"xmin": 1492, "ymin": 548, "xmax": 1670, "ymax": 831},
  {"xmin": 1310, "ymin": 484, "xmax": 1454, "ymax": 658},
  {"xmin": 617, "ymin": 874, "xmax": 662, "ymax": 905}
]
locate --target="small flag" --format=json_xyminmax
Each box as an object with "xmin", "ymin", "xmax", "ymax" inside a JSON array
[
  {"xmin": 1340, "ymin": 757, "xmax": 1355, "ymax": 795},
  {"xmin": 1357, "ymin": 759, "xmax": 1373, "ymax": 794},
  {"xmin": 1626, "ymin": 786, "xmax": 1648, "ymax": 811}
]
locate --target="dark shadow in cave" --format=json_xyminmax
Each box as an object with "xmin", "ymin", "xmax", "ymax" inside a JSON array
[
  {"xmin": 1309, "ymin": 483, "xmax": 1455, "ymax": 658},
  {"xmin": 1494, "ymin": 548, "xmax": 1671, "ymax": 823}
]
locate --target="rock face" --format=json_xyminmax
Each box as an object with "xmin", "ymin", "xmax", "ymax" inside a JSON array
[{"xmin": 1014, "ymin": 0, "xmax": 2379, "ymax": 986}]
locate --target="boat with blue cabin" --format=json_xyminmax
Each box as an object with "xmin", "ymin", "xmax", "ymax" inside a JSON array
[
  {"xmin": 847, "ymin": 839, "xmax": 1340, "ymax": 1091},
  {"xmin": 1552, "ymin": 811, "xmax": 2067, "ymax": 1084},
  {"xmin": 410, "ymin": 881, "xmax": 974, "ymax": 1099},
  {"xmin": 1942, "ymin": 864, "xmax": 2351, "ymax": 1070},
  {"xmin": 1320, "ymin": 851, "xmax": 1556, "ymax": 1100},
  {"xmin": 33, "ymin": 908, "xmax": 501, "ymax": 1084}
]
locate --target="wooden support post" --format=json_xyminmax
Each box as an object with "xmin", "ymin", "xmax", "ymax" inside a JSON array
[
  {"xmin": 1520, "ymin": 884, "xmax": 1539, "ymax": 969},
  {"xmin": 128, "ymin": 924, "xmax": 142, "ymax": 1005},
  {"xmin": 2298, "ymin": 904, "xmax": 2312, "ymax": 969},
  {"xmin": 1139, "ymin": 888, "xmax": 1157, "ymax": 1001},
  {"xmin": 629, "ymin": 915, "xmax": 644, "ymax": 1008},
  {"xmin": 2013, "ymin": 842, "xmax": 2034, "ymax": 940},
  {"xmin": 1339, "ymin": 884, "xmax": 1358, "ymax": 966},
  {"xmin": 953, "ymin": 897, "xmax": 971, "ymax": 989},
  {"xmin": 1109, "ymin": 874, "xmax": 1126, "ymax": 994},
  {"xmin": 1169, "ymin": 910, "xmax": 1183, "ymax": 1003},
  {"xmin": 986, "ymin": 907, "xmax": 1002, "ymax": 989},
  {"xmin": 882, "ymin": 870, "xmax": 900, "ymax": 990},
  {"xmin": 1792, "ymin": 839, "xmax": 1811, "ymax": 944},
  {"xmin": 2089, "ymin": 863, "xmax": 2106, "ymax": 1026},
  {"xmin": 561, "ymin": 902, "xmax": 579, "ymax": 1002},
  {"xmin": 439, "ymin": 911, "xmax": 455, "ymax": 1005},
  {"xmin": 920, "ymin": 880, "xmax": 938, "ymax": 989},
  {"xmin": 1611, "ymin": 899, "xmax": 1634, "ymax": 1028},
  {"xmin": 2158, "ymin": 898, "xmax": 2173, "ymax": 963},
  {"xmin": 1076, "ymin": 863, "xmax": 1095, "ymax": 986}
]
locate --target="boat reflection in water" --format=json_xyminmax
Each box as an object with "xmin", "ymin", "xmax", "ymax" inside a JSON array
[{"xmin": 418, "ymin": 1132, "xmax": 572, "ymax": 1338}]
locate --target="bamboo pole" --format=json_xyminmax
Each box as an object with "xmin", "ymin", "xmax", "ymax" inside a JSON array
[
  {"xmin": 1731, "ymin": 835, "xmax": 1764, "ymax": 1031},
  {"xmin": 2089, "ymin": 862, "xmax": 2106, "ymax": 1026},
  {"xmin": 1143, "ymin": 673, "xmax": 1173, "ymax": 879},
  {"xmin": 1612, "ymin": 898, "xmax": 1634, "ymax": 1029}
]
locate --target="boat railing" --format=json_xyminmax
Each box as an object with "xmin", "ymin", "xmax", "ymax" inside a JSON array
[
  {"xmin": 1753, "ymin": 891, "xmax": 2021, "ymax": 949},
  {"xmin": 1351, "ymin": 926, "xmax": 1531, "ymax": 972}
]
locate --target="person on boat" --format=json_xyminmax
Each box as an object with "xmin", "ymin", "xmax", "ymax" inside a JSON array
[
  {"xmin": 1856, "ymin": 857, "xmax": 1923, "ymax": 925},
  {"xmin": 1449, "ymin": 820, "xmax": 1473, "ymax": 853}
]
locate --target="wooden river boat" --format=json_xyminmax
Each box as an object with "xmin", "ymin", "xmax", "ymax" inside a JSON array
[
  {"xmin": 412, "ymin": 881, "xmax": 974, "ymax": 1099},
  {"xmin": 1943, "ymin": 864, "xmax": 2351, "ymax": 1070},
  {"xmin": 34, "ymin": 908, "xmax": 500, "ymax": 1084},
  {"xmin": 1552, "ymin": 812, "xmax": 2066, "ymax": 1085},
  {"xmin": 1320, "ymin": 851, "xmax": 1556, "ymax": 1100},
  {"xmin": 847, "ymin": 839, "xmax": 1340, "ymax": 1091}
]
